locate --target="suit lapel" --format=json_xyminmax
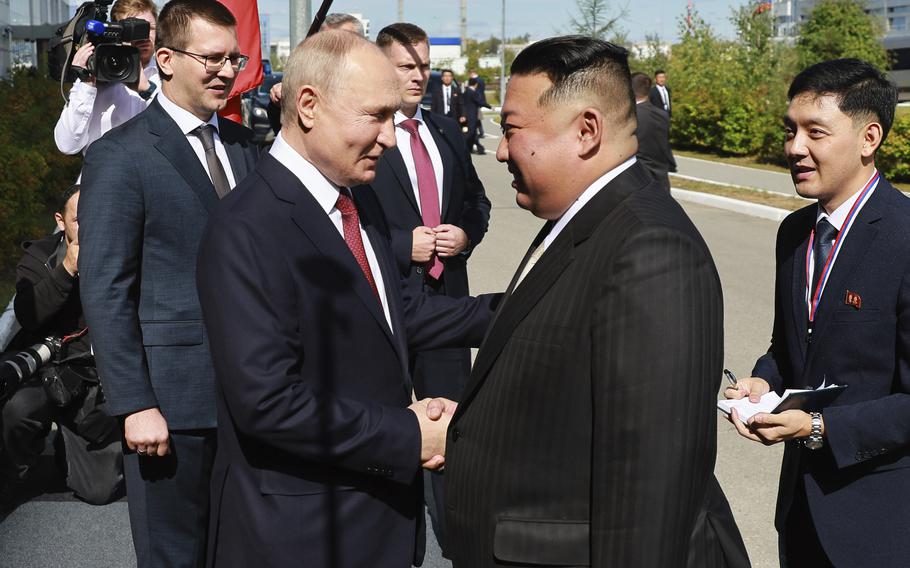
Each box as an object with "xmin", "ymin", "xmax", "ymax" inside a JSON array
[
  {"xmin": 217, "ymin": 117, "xmax": 251, "ymax": 183},
  {"xmin": 258, "ymin": 155, "xmax": 399, "ymax": 357},
  {"xmin": 425, "ymin": 114, "xmax": 455, "ymax": 221},
  {"xmin": 458, "ymin": 162, "xmax": 652, "ymax": 412},
  {"xmin": 148, "ymin": 100, "xmax": 219, "ymax": 213},
  {"xmin": 790, "ymin": 225, "xmax": 811, "ymax": 361},
  {"xmin": 804, "ymin": 186, "xmax": 885, "ymax": 370},
  {"xmin": 382, "ymin": 147, "xmax": 421, "ymax": 217}
]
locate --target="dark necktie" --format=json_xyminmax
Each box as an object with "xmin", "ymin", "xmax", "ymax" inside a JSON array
[
  {"xmin": 812, "ymin": 218, "xmax": 838, "ymax": 294},
  {"xmin": 191, "ymin": 124, "xmax": 231, "ymax": 199},
  {"xmin": 335, "ymin": 191, "xmax": 382, "ymax": 305},
  {"xmin": 399, "ymin": 119, "xmax": 444, "ymax": 280}
]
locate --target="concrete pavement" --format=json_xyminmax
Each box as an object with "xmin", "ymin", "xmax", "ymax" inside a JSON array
[
  {"xmin": 676, "ymin": 155, "xmax": 796, "ymax": 197},
  {"xmin": 0, "ymin": 151, "xmax": 784, "ymax": 568}
]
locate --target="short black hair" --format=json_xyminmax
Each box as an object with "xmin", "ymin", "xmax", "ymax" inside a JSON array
[
  {"xmin": 654, "ymin": 69, "xmax": 666, "ymax": 76},
  {"xmin": 788, "ymin": 58, "xmax": 899, "ymax": 143},
  {"xmin": 510, "ymin": 35, "xmax": 635, "ymax": 123},
  {"xmin": 468, "ymin": 77, "xmax": 478, "ymax": 87},
  {"xmin": 58, "ymin": 184, "xmax": 80, "ymax": 214},
  {"xmin": 441, "ymin": 69, "xmax": 454, "ymax": 76}
]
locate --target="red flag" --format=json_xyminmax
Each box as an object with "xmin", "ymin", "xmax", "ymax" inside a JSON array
[{"xmin": 218, "ymin": 0, "xmax": 264, "ymax": 124}]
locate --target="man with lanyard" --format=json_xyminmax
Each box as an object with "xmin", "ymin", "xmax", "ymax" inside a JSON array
[{"xmin": 724, "ymin": 59, "xmax": 910, "ymax": 567}]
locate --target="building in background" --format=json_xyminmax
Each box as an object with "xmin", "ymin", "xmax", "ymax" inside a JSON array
[
  {"xmin": 8, "ymin": 0, "xmax": 71, "ymax": 71},
  {"xmin": 1, "ymin": 0, "xmax": 11, "ymax": 77},
  {"xmin": 260, "ymin": 12, "xmax": 270, "ymax": 62}
]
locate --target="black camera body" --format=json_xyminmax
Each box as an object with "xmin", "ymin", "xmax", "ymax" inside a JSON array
[{"xmin": 49, "ymin": 0, "xmax": 150, "ymax": 85}]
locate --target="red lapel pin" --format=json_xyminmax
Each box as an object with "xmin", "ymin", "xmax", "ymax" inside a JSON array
[{"xmin": 845, "ymin": 290, "xmax": 862, "ymax": 310}]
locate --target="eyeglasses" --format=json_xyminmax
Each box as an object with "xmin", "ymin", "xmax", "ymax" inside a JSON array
[{"xmin": 166, "ymin": 47, "xmax": 249, "ymax": 73}]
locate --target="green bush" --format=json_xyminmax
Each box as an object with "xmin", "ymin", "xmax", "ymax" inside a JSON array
[
  {"xmin": 876, "ymin": 115, "xmax": 910, "ymax": 181},
  {"xmin": 0, "ymin": 68, "xmax": 81, "ymax": 276}
]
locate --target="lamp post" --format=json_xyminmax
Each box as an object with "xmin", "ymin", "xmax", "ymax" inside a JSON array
[
  {"xmin": 289, "ymin": 0, "xmax": 311, "ymax": 49},
  {"xmin": 499, "ymin": 0, "xmax": 506, "ymax": 107}
]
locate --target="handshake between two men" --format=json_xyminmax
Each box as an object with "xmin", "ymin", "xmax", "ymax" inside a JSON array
[{"xmin": 411, "ymin": 397, "xmax": 457, "ymax": 470}]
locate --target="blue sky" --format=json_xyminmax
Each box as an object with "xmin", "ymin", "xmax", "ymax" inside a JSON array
[{"xmin": 258, "ymin": 0, "xmax": 741, "ymax": 44}]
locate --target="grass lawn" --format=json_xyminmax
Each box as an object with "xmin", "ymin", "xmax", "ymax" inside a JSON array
[
  {"xmin": 670, "ymin": 174, "xmax": 811, "ymax": 211},
  {"xmin": 0, "ymin": 271, "xmax": 14, "ymax": 306}
]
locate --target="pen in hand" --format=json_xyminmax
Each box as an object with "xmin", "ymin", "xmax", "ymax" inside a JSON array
[{"xmin": 724, "ymin": 369, "xmax": 738, "ymax": 390}]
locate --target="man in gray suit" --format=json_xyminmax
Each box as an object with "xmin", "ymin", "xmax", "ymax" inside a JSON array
[
  {"xmin": 444, "ymin": 36, "xmax": 748, "ymax": 567},
  {"xmin": 78, "ymin": 1, "xmax": 259, "ymax": 566}
]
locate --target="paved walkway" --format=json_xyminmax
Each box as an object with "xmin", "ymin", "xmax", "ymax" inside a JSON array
[{"xmin": 676, "ymin": 155, "xmax": 796, "ymax": 196}]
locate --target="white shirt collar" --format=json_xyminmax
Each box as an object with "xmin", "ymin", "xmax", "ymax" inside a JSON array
[
  {"xmin": 269, "ymin": 132, "xmax": 344, "ymax": 214},
  {"xmin": 543, "ymin": 157, "xmax": 638, "ymax": 250},
  {"xmin": 816, "ymin": 171, "xmax": 877, "ymax": 231},
  {"xmin": 395, "ymin": 107, "xmax": 425, "ymax": 127},
  {"xmin": 157, "ymin": 90, "xmax": 219, "ymax": 136}
]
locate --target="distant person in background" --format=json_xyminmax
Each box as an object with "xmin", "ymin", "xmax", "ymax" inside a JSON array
[
  {"xmin": 632, "ymin": 72, "xmax": 675, "ymax": 192},
  {"xmin": 432, "ymin": 69, "xmax": 462, "ymax": 121},
  {"xmin": 54, "ymin": 0, "xmax": 160, "ymax": 156},
  {"xmin": 267, "ymin": 12, "xmax": 365, "ymax": 133},
  {"xmin": 461, "ymin": 77, "xmax": 489, "ymax": 155},
  {"xmin": 469, "ymin": 69, "xmax": 487, "ymax": 138},
  {"xmin": 649, "ymin": 69, "xmax": 671, "ymax": 117}
]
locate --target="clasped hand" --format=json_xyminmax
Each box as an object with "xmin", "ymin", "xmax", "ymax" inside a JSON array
[
  {"xmin": 723, "ymin": 378, "xmax": 814, "ymax": 445},
  {"xmin": 411, "ymin": 225, "xmax": 469, "ymax": 262},
  {"xmin": 408, "ymin": 397, "xmax": 457, "ymax": 470}
]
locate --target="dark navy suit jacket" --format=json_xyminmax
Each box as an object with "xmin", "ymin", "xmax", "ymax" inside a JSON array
[
  {"xmin": 196, "ymin": 153, "xmax": 496, "ymax": 567},
  {"xmin": 753, "ymin": 178, "xmax": 910, "ymax": 566},
  {"xmin": 79, "ymin": 99, "xmax": 259, "ymax": 429}
]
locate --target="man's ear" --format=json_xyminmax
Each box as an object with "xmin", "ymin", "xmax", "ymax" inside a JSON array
[
  {"xmin": 862, "ymin": 121, "xmax": 884, "ymax": 158},
  {"xmin": 54, "ymin": 212, "xmax": 65, "ymax": 233},
  {"xmin": 296, "ymin": 85, "xmax": 319, "ymax": 130},
  {"xmin": 577, "ymin": 107, "xmax": 603, "ymax": 158},
  {"xmin": 156, "ymin": 48, "xmax": 174, "ymax": 78}
]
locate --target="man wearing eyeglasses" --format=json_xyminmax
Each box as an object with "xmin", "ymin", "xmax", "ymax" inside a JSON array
[{"xmin": 78, "ymin": 1, "xmax": 259, "ymax": 566}]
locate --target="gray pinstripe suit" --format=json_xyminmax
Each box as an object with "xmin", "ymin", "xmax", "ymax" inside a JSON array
[{"xmin": 445, "ymin": 163, "xmax": 749, "ymax": 567}]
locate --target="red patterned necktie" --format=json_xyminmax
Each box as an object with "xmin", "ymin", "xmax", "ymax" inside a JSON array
[
  {"xmin": 335, "ymin": 191, "xmax": 382, "ymax": 305},
  {"xmin": 399, "ymin": 118, "xmax": 444, "ymax": 280}
]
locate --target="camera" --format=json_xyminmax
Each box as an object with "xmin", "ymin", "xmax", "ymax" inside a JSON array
[
  {"xmin": 48, "ymin": 0, "xmax": 150, "ymax": 85},
  {"xmin": 0, "ymin": 337, "xmax": 61, "ymax": 402}
]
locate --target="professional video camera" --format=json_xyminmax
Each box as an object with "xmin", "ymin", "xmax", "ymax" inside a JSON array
[
  {"xmin": 48, "ymin": 0, "xmax": 150, "ymax": 88},
  {"xmin": 0, "ymin": 337, "xmax": 60, "ymax": 402}
]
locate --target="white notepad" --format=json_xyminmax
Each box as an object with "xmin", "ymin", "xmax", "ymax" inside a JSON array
[{"xmin": 717, "ymin": 382, "xmax": 845, "ymax": 423}]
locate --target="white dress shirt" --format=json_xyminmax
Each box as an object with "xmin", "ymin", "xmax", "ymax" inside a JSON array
[
  {"xmin": 156, "ymin": 91, "xmax": 238, "ymax": 189},
  {"xmin": 806, "ymin": 172, "xmax": 877, "ymax": 303},
  {"xmin": 443, "ymin": 85, "xmax": 452, "ymax": 114},
  {"xmin": 269, "ymin": 133, "xmax": 394, "ymax": 332},
  {"xmin": 54, "ymin": 60, "xmax": 160, "ymax": 155},
  {"xmin": 542, "ymin": 157, "xmax": 638, "ymax": 251},
  {"xmin": 394, "ymin": 108, "xmax": 445, "ymax": 214},
  {"xmin": 657, "ymin": 84, "xmax": 670, "ymax": 111}
]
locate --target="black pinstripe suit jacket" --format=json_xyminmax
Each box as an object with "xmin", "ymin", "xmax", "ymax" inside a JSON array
[{"xmin": 445, "ymin": 163, "xmax": 749, "ymax": 567}]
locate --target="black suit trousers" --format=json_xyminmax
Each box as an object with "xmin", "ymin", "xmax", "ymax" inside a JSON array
[{"xmin": 123, "ymin": 429, "xmax": 216, "ymax": 568}]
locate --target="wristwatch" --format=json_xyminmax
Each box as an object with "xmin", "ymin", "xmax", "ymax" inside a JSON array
[{"xmin": 805, "ymin": 412, "xmax": 824, "ymax": 450}]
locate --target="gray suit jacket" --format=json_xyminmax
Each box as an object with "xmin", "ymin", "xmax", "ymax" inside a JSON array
[
  {"xmin": 445, "ymin": 162, "xmax": 749, "ymax": 567},
  {"xmin": 78, "ymin": 99, "xmax": 259, "ymax": 429}
]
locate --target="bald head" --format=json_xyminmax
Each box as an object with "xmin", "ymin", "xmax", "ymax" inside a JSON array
[
  {"xmin": 279, "ymin": 30, "xmax": 400, "ymax": 187},
  {"xmin": 281, "ymin": 30, "xmax": 384, "ymax": 126}
]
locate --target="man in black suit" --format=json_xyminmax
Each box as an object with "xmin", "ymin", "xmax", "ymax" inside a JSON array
[
  {"xmin": 724, "ymin": 59, "xmax": 910, "ymax": 567},
  {"xmin": 445, "ymin": 36, "xmax": 748, "ymax": 568},
  {"xmin": 431, "ymin": 69, "xmax": 462, "ymax": 121},
  {"xmin": 649, "ymin": 69, "xmax": 671, "ymax": 117},
  {"xmin": 469, "ymin": 69, "xmax": 488, "ymax": 137},
  {"xmin": 632, "ymin": 72, "xmax": 676, "ymax": 192},
  {"xmin": 362, "ymin": 22, "xmax": 491, "ymax": 555},
  {"xmin": 78, "ymin": 2, "xmax": 259, "ymax": 566},
  {"xmin": 461, "ymin": 77, "xmax": 489, "ymax": 155},
  {"xmin": 196, "ymin": 30, "xmax": 497, "ymax": 567}
]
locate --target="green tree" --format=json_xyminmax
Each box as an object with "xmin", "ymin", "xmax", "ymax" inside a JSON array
[
  {"xmin": 569, "ymin": 0, "xmax": 627, "ymax": 42},
  {"xmin": 797, "ymin": 0, "xmax": 889, "ymax": 70}
]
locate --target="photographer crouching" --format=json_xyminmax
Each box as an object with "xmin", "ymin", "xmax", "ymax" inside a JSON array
[
  {"xmin": 0, "ymin": 185, "xmax": 122, "ymax": 511},
  {"xmin": 53, "ymin": 0, "xmax": 159, "ymax": 156}
]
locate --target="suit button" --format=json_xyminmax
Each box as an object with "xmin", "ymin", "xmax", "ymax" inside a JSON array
[{"xmin": 416, "ymin": 267, "xmax": 424, "ymax": 275}]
